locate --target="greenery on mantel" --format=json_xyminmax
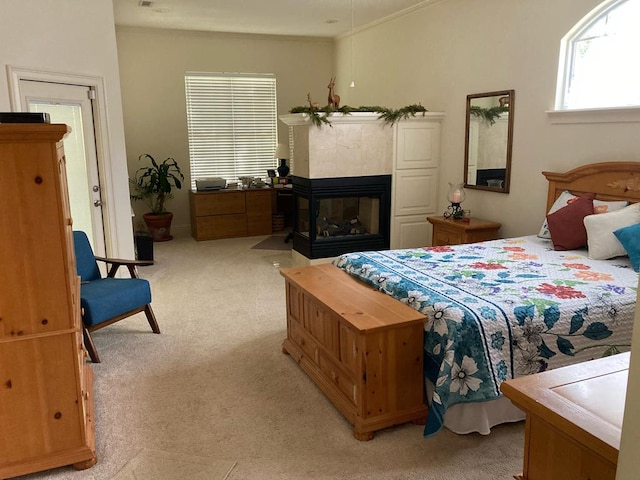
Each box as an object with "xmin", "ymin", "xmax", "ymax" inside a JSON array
[
  {"xmin": 469, "ymin": 105, "xmax": 509, "ymax": 125},
  {"xmin": 289, "ymin": 103, "xmax": 428, "ymax": 128}
]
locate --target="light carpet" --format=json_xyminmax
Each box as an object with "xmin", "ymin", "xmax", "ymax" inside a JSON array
[
  {"xmin": 111, "ymin": 449, "xmax": 236, "ymax": 480},
  {"xmin": 250, "ymin": 233, "xmax": 291, "ymax": 250},
  {"xmin": 15, "ymin": 234, "xmax": 525, "ymax": 480}
]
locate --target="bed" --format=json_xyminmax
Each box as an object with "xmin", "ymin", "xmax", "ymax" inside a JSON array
[{"xmin": 332, "ymin": 162, "xmax": 640, "ymax": 437}]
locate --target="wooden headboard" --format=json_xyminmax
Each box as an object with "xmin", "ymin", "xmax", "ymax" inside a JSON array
[{"xmin": 542, "ymin": 162, "xmax": 640, "ymax": 211}]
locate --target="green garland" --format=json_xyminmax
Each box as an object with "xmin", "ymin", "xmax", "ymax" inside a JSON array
[
  {"xmin": 289, "ymin": 104, "xmax": 428, "ymax": 128},
  {"xmin": 469, "ymin": 105, "xmax": 509, "ymax": 125}
]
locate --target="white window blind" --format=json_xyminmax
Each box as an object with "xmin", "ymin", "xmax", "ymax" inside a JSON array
[{"xmin": 185, "ymin": 72, "xmax": 278, "ymax": 188}]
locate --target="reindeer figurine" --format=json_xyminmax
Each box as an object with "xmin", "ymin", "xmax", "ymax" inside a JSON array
[
  {"xmin": 307, "ymin": 93, "xmax": 320, "ymax": 110},
  {"xmin": 327, "ymin": 77, "xmax": 340, "ymax": 109}
]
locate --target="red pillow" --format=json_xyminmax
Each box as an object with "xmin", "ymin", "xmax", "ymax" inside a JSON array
[{"xmin": 546, "ymin": 193, "xmax": 595, "ymax": 250}]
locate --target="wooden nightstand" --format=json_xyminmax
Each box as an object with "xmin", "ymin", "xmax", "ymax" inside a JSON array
[{"xmin": 427, "ymin": 216, "xmax": 501, "ymax": 246}]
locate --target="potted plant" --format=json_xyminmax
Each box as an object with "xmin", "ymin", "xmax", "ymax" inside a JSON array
[{"xmin": 130, "ymin": 153, "xmax": 184, "ymax": 242}]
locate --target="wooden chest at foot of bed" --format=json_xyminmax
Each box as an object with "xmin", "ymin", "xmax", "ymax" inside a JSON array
[{"xmin": 281, "ymin": 264, "xmax": 428, "ymax": 440}]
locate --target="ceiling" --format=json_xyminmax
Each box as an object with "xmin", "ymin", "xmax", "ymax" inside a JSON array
[{"xmin": 113, "ymin": 0, "xmax": 430, "ymax": 38}]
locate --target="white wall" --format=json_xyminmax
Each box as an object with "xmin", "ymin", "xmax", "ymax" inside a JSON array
[
  {"xmin": 116, "ymin": 27, "xmax": 334, "ymax": 235},
  {"xmin": 0, "ymin": 0, "xmax": 134, "ymax": 258},
  {"xmin": 335, "ymin": 0, "xmax": 640, "ymax": 238}
]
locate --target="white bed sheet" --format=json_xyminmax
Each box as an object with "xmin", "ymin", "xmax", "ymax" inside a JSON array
[{"xmin": 426, "ymin": 380, "xmax": 525, "ymax": 435}]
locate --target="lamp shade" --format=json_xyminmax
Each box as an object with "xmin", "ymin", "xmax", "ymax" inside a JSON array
[{"xmin": 274, "ymin": 143, "xmax": 289, "ymax": 159}]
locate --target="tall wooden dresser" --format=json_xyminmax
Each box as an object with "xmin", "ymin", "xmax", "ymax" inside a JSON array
[{"xmin": 0, "ymin": 124, "xmax": 96, "ymax": 477}]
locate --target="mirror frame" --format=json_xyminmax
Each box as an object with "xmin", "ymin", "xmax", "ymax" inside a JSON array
[{"xmin": 463, "ymin": 89, "xmax": 515, "ymax": 194}]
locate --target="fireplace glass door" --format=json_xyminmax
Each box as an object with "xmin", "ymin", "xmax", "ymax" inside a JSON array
[
  {"xmin": 297, "ymin": 196, "xmax": 381, "ymax": 240},
  {"xmin": 292, "ymin": 175, "xmax": 391, "ymax": 259}
]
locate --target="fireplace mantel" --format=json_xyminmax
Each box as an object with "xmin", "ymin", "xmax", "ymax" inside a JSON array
[
  {"xmin": 280, "ymin": 112, "xmax": 445, "ymax": 180},
  {"xmin": 280, "ymin": 111, "xmax": 394, "ymax": 126},
  {"xmin": 280, "ymin": 111, "xmax": 446, "ymax": 126}
]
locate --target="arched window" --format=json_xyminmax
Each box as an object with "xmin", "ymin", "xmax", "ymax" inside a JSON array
[{"xmin": 556, "ymin": 0, "xmax": 640, "ymax": 110}]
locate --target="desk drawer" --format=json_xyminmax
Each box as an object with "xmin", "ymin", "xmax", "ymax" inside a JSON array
[
  {"xmin": 245, "ymin": 190, "xmax": 272, "ymax": 214},
  {"xmin": 192, "ymin": 191, "xmax": 245, "ymax": 216},
  {"xmin": 247, "ymin": 213, "xmax": 271, "ymax": 236},
  {"xmin": 194, "ymin": 214, "xmax": 247, "ymax": 240}
]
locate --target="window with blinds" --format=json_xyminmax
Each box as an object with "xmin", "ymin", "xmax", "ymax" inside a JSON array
[{"xmin": 185, "ymin": 72, "xmax": 278, "ymax": 189}]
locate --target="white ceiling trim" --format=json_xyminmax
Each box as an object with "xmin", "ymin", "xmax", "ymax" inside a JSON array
[{"xmin": 335, "ymin": 0, "xmax": 446, "ymax": 39}]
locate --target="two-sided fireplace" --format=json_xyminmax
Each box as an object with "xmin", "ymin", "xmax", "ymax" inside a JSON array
[{"xmin": 292, "ymin": 175, "xmax": 391, "ymax": 259}]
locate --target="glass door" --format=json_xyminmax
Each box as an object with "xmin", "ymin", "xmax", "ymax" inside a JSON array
[{"xmin": 20, "ymin": 80, "xmax": 106, "ymax": 255}]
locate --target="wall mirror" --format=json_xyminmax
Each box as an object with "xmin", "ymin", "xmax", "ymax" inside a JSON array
[{"xmin": 463, "ymin": 90, "xmax": 514, "ymax": 193}]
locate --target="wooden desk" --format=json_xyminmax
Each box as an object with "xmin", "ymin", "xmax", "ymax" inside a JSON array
[
  {"xmin": 427, "ymin": 216, "xmax": 501, "ymax": 246},
  {"xmin": 189, "ymin": 188, "xmax": 272, "ymax": 240},
  {"xmin": 500, "ymin": 353, "xmax": 629, "ymax": 480}
]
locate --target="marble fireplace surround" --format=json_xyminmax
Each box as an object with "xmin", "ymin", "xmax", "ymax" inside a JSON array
[{"xmin": 279, "ymin": 112, "xmax": 395, "ymax": 179}]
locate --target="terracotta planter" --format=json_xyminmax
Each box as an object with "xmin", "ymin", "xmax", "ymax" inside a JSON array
[{"xmin": 143, "ymin": 212, "xmax": 174, "ymax": 242}]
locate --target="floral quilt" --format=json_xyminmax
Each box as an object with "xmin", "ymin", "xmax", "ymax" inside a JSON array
[{"xmin": 332, "ymin": 236, "xmax": 638, "ymax": 437}]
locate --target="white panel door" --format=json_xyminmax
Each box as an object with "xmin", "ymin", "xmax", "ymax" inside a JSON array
[
  {"xmin": 393, "ymin": 170, "xmax": 438, "ymax": 216},
  {"xmin": 391, "ymin": 116, "xmax": 443, "ymax": 249},
  {"xmin": 391, "ymin": 214, "xmax": 432, "ymax": 249},
  {"xmin": 19, "ymin": 80, "xmax": 106, "ymax": 255},
  {"xmin": 395, "ymin": 122, "xmax": 441, "ymax": 170}
]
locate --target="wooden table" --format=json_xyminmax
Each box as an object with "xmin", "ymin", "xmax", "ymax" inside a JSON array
[
  {"xmin": 500, "ymin": 353, "xmax": 629, "ymax": 480},
  {"xmin": 427, "ymin": 216, "xmax": 501, "ymax": 246}
]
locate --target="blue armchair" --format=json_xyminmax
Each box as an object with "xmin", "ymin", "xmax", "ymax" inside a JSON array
[{"xmin": 73, "ymin": 231, "xmax": 160, "ymax": 362}]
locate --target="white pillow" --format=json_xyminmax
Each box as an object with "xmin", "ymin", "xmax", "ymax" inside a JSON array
[
  {"xmin": 584, "ymin": 203, "xmax": 640, "ymax": 260},
  {"xmin": 538, "ymin": 190, "xmax": 629, "ymax": 239}
]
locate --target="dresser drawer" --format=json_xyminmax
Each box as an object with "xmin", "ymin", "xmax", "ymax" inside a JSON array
[
  {"xmin": 192, "ymin": 191, "xmax": 245, "ymax": 216},
  {"xmin": 433, "ymin": 227, "xmax": 463, "ymax": 246},
  {"xmin": 428, "ymin": 216, "xmax": 501, "ymax": 247},
  {"xmin": 245, "ymin": 190, "xmax": 272, "ymax": 214},
  {"xmin": 247, "ymin": 213, "xmax": 271, "ymax": 236},
  {"xmin": 194, "ymin": 214, "xmax": 247, "ymax": 239}
]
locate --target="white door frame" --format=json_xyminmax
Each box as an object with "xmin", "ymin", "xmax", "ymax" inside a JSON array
[{"xmin": 7, "ymin": 65, "xmax": 117, "ymax": 255}]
